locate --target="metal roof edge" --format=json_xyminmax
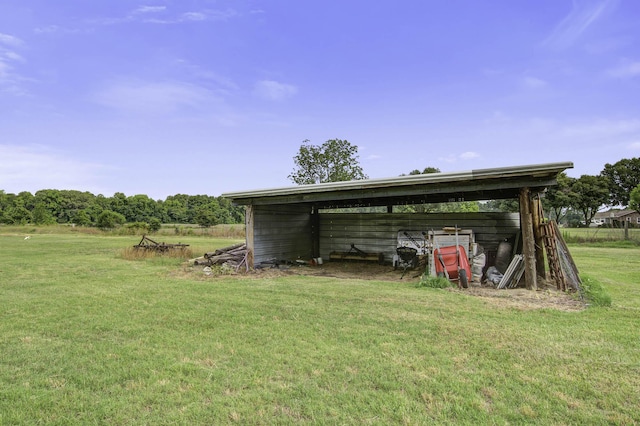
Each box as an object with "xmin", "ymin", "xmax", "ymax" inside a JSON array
[{"xmin": 221, "ymin": 161, "xmax": 574, "ymax": 200}]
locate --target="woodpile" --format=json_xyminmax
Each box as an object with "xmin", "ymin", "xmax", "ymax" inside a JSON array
[
  {"xmin": 192, "ymin": 242, "xmax": 249, "ymax": 271},
  {"xmin": 541, "ymin": 220, "xmax": 582, "ymax": 293}
]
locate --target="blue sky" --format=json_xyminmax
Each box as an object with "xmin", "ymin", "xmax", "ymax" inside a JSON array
[{"xmin": 1, "ymin": 0, "xmax": 639, "ymax": 200}]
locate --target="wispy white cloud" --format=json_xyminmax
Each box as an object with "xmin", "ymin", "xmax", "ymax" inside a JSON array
[
  {"xmin": 181, "ymin": 12, "xmax": 207, "ymax": 22},
  {"xmin": 437, "ymin": 154, "xmax": 457, "ymax": 164},
  {"xmin": 253, "ymin": 80, "xmax": 298, "ymax": 101},
  {"xmin": 438, "ymin": 151, "xmax": 480, "ymax": 163},
  {"xmin": 628, "ymin": 141, "xmax": 640, "ymax": 151},
  {"xmin": 0, "ymin": 144, "xmax": 110, "ymax": 195},
  {"xmin": 34, "ymin": 25, "xmax": 83, "ymax": 35},
  {"xmin": 484, "ymin": 110, "xmax": 511, "ymax": 125},
  {"xmin": 132, "ymin": 6, "xmax": 167, "ymax": 15},
  {"xmin": 460, "ymin": 151, "xmax": 480, "ymax": 160},
  {"xmin": 606, "ymin": 61, "xmax": 640, "ymax": 78},
  {"xmin": 93, "ymin": 79, "xmax": 218, "ymax": 115},
  {"xmin": 438, "ymin": 151, "xmax": 482, "ymax": 164},
  {"xmin": 173, "ymin": 58, "xmax": 239, "ymax": 92},
  {"xmin": 522, "ymin": 76, "xmax": 548, "ymax": 89},
  {"xmin": 558, "ymin": 118, "xmax": 640, "ymax": 138},
  {"xmin": 478, "ymin": 115, "xmax": 640, "ymax": 169},
  {"xmin": 0, "ymin": 33, "xmax": 24, "ymax": 48},
  {"xmin": 93, "ymin": 6, "xmax": 237, "ymax": 25},
  {"xmin": 584, "ymin": 36, "xmax": 631, "ymax": 54},
  {"xmin": 543, "ymin": 0, "xmax": 619, "ymax": 49},
  {"xmin": 0, "ymin": 32, "xmax": 28, "ymax": 95}
]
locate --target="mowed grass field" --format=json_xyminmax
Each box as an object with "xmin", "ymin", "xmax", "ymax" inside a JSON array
[{"xmin": 1, "ymin": 228, "xmax": 639, "ymax": 424}]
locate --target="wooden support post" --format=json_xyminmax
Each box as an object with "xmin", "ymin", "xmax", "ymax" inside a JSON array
[
  {"xmin": 530, "ymin": 195, "xmax": 546, "ymax": 278},
  {"xmin": 245, "ymin": 204, "xmax": 255, "ymax": 269},
  {"xmin": 519, "ymin": 187, "xmax": 537, "ymax": 290},
  {"xmin": 311, "ymin": 206, "xmax": 320, "ymax": 258}
]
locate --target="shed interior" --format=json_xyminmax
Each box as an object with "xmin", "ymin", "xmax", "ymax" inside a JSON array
[{"xmin": 222, "ymin": 162, "xmax": 573, "ymax": 287}]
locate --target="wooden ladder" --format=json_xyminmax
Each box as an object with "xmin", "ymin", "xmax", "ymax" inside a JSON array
[{"xmin": 541, "ymin": 221, "xmax": 568, "ymax": 291}]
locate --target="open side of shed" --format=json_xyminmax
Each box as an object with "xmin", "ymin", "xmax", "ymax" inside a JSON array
[{"xmin": 222, "ymin": 162, "xmax": 574, "ymax": 290}]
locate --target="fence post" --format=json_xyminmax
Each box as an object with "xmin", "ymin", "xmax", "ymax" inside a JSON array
[{"xmin": 625, "ymin": 219, "xmax": 629, "ymax": 240}]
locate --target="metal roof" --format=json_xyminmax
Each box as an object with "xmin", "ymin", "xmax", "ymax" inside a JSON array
[{"xmin": 222, "ymin": 162, "xmax": 574, "ymax": 208}]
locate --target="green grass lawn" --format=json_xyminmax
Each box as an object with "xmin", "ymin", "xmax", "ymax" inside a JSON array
[{"xmin": 1, "ymin": 229, "xmax": 639, "ymax": 424}]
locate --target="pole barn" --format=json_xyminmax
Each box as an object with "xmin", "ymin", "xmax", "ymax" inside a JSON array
[{"xmin": 223, "ymin": 162, "xmax": 574, "ymax": 290}]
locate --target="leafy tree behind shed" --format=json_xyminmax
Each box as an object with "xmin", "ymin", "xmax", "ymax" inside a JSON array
[
  {"xmin": 601, "ymin": 158, "xmax": 640, "ymax": 206},
  {"xmin": 570, "ymin": 175, "xmax": 610, "ymax": 227},
  {"xmin": 399, "ymin": 166, "xmax": 479, "ymax": 213},
  {"xmin": 629, "ymin": 184, "xmax": 640, "ymax": 214},
  {"xmin": 544, "ymin": 172, "xmax": 575, "ymax": 223},
  {"xmin": 289, "ymin": 139, "xmax": 367, "ymax": 185},
  {"xmin": 480, "ymin": 199, "xmax": 520, "ymax": 213}
]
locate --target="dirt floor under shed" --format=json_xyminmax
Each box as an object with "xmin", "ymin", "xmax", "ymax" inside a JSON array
[{"xmin": 249, "ymin": 261, "xmax": 586, "ymax": 312}]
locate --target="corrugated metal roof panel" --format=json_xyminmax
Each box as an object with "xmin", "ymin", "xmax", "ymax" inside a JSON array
[{"xmin": 222, "ymin": 162, "xmax": 573, "ymax": 203}]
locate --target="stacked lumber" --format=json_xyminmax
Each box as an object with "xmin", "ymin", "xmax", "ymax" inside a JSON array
[
  {"xmin": 192, "ymin": 243, "xmax": 248, "ymax": 271},
  {"xmin": 497, "ymin": 254, "xmax": 525, "ymax": 289}
]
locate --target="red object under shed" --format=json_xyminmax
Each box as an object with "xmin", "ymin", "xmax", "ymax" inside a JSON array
[{"xmin": 433, "ymin": 245, "xmax": 471, "ymax": 280}]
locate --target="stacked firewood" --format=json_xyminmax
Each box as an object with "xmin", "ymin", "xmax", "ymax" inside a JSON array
[{"xmin": 192, "ymin": 243, "xmax": 248, "ymax": 270}]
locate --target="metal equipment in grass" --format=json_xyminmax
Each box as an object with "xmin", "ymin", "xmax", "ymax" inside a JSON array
[
  {"xmin": 133, "ymin": 235, "xmax": 189, "ymax": 253},
  {"xmin": 394, "ymin": 246, "xmax": 418, "ymax": 279}
]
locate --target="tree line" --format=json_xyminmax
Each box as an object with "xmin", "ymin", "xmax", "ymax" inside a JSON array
[
  {"xmin": 3, "ymin": 139, "xmax": 639, "ymax": 230},
  {"xmin": 0, "ymin": 190, "xmax": 245, "ymax": 230}
]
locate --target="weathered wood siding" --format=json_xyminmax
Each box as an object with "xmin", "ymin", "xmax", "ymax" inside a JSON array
[
  {"xmin": 251, "ymin": 204, "xmax": 313, "ymax": 264},
  {"xmin": 319, "ymin": 212, "xmax": 520, "ymax": 264}
]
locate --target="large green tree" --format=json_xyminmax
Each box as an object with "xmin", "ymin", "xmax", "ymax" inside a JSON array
[
  {"xmin": 32, "ymin": 203, "xmax": 56, "ymax": 225},
  {"xmin": 601, "ymin": 157, "xmax": 640, "ymax": 206},
  {"xmin": 570, "ymin": 174, "xmax": 610, "ymax": 227},
  {"xmin": 398, "ymin": 166, "xmax": 479, "ymax": 213},
  {"xmin": 194, "ymin": 201, "xmax": 221, "ymax": 228},
  {"xmin": 543, "ymin": 172, "xmax": 575, "ymax": 224},
  {"xmin": 629, "ymin": 184, "xmax": 640, "ymax": 214},
  {"xmin": 406, "ymin": 167, "xmax": 441, "ymax": 176},
  {"xmin": 124, "ymin": 194, "xmax": 159, "ymax": 223},
  {"xmin": 289, "ymin": 139, "xmax": 367, "ymax": 185}
]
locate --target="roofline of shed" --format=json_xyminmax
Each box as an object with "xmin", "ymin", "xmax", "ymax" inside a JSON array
[{"xmin": 222, "ymin": 161, "xmax": 574, "ymax": 201}]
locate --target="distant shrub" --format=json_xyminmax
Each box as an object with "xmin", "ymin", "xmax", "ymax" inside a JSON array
[
  {"xmin": 126, "ymin": 222, "xmax": 149, "ymax": 231},
  {"xmin": 580, "ymin": 274, "xmax": 612, "ymax": 307},
  {"xmin": 96, "ymin": 210, "xmax": 126, "ymax": 230},
  {"xmin": 148, "ymin": 218, "xmax": 161, "ymax": 232}
]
